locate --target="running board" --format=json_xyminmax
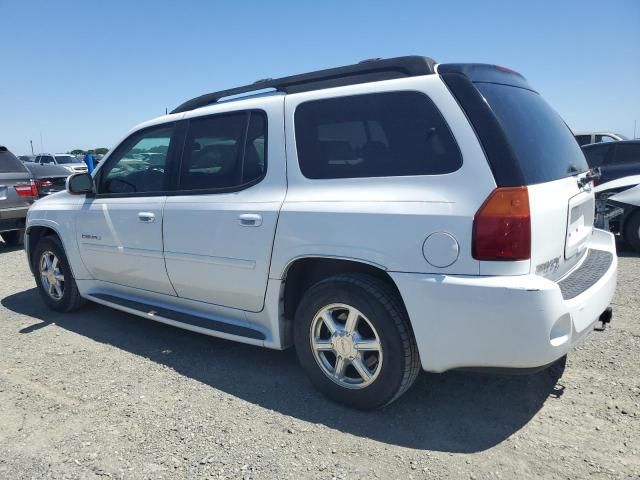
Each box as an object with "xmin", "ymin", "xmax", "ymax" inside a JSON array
[{"xmin": 88, "ymin": 293, "xmax": 266, "ymax": 341}]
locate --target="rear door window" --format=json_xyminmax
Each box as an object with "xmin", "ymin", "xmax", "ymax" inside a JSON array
[
  {"xmin": 178, "ymin": 111, "xmax": 267, "ymax": 191},
  {"xmin": 295, "ymin": 91, "xmax": 462, "ymax": 179},
  {"xmin": 476, "ymin": 83, "xmax": 589, "ymax": 184}
]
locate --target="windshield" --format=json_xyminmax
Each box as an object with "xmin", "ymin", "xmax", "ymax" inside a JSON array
[
  {"xmin": 55, "ymin": 155, "xmax": 83, "ymax": 164},
  {"xmin": 476, "ymin": 83, "xmax": 590, "ymax": 184}
]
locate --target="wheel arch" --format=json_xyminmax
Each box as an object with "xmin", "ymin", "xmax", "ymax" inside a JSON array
[
  {"xmin": 279, "ymin": 256, "xmax": 408, "ymax": 346},
  {"xmin": 26, "ymin": 223, "xmax": 69, "ymax": 276}
]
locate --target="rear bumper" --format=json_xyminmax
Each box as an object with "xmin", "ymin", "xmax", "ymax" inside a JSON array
[
  {"xmin": 0, "ymin": 206, "xmax": 29, "ymax": 232},
  {"xmin": 0, "ymin": 206, "xmax": 30, "ymax": 221},
  {"xmin": 391, "ymin": 229, "xmax": 618, "ymax": 373}
]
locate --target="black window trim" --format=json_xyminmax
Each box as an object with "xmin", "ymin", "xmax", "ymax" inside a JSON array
[
  {"xmin": 294, "ymin": 89, "xmax": 463, "ymax": 181},
  {"xmin": 169, "ymin": 108, "xmax": 269, "ymax": 196},
  {"xmin": 94, "ymin": 121, "xmax": 182, "ymax": 199}
]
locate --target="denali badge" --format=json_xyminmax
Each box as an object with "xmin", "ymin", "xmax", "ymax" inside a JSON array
[
  {"xmin": 81, "ymin": 234, "xmax": 101, "ymax": 241},
  {"xmin": 536, "ymin": 257, "xmax": 560, "ymax": 276}
]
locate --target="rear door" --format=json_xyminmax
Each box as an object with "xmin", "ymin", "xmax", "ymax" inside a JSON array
[
  {"xmin": 162, "ymin": 96, "xmax": 286, "ymax": 312},
  {"xmin": 472, "ymin": 81, "xmax": 594, "ymax": 280}
]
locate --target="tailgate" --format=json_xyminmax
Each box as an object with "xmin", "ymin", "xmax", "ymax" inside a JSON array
[{"xmin": 529, "ymin": 176, "xmax": 595, "ymax": 281}]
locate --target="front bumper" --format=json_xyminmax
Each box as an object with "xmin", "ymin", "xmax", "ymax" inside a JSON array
[{"xmin": 391, "ymin": 229, "xmax": 618, "ymax": 373}]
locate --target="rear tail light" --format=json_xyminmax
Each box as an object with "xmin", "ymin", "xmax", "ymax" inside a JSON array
[
  {"xmin": 472, "ymin": 187, "xmax": 531, "ymax": 261},
  {"xmin": 14, "ymin": 181, "xmax": 38, "ymax": 198},
  {"xmin": 35, "ymin": 179, "xmax": 53, "ymax": 188}
]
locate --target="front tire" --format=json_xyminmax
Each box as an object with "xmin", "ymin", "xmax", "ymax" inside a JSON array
[
  {"xmin": 294, "ymin": 274, "xmax": 420, "ymax": 409},
  {"xmin": 32, "ymin": 236, "xmax": 86, "ymax": 312},
  {"xmin": 623, "ymin": 209, "xmax": 640, "ymax": 253}
]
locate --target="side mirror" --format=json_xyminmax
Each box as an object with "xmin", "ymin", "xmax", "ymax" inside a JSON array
[{"xmin": 67, "ymin": 173, "xmax": 94, "ymax": 195}]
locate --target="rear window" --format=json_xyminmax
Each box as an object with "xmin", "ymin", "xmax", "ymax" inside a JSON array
[
  {"xmin": 611, "ymin": 143, "xmax": 640, "ymax": 165},
  {"xmin": 0, "ymin": 148, "xmax": 28, "ymax": 173},
  {"xmin": 476, "ymin": 83, "xmax": 589, "ymax": 184},
  {"xmin": 582, "ymin": 144, "xmax": 611, "ymax": 167},
  {"xmin": 295, "ymin": 91, "xmax": 462, "ymax": 179},
  {"xmin": 55, "ymin": 155, "xmax": 82, "ymax": 164}
]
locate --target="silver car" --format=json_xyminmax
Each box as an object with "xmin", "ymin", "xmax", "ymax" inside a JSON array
[{"xmin": 0, "ymin": 146, "xmax": 38, "ymax": 246}]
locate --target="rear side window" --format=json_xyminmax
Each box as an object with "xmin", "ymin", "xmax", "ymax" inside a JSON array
[
  {"xmin": 178, "ymin": 111, "xmax": 267, "ymax": 191},
  {"xmin": 611, "ymin": 143, "xmax": 640, "ymax": 165},
  {"xmin": 476, "ymin": 83, "xmax": 589, "ymax": 184},
  {"xmin": 0, "ymin": 148, "xmax": 28, "ymax": 173},
  {"xmin": 582, "ymin": 144, "xmax": 612, "ymax": 167},
  {"xmin": 575, "ymin": 135, "xmax": 592, "ymax": 146},
  {"xmin": 295, "ymin": 92, "xmax": 462, "ymax": 179}
]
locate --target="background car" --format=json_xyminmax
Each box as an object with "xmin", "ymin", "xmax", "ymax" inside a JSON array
[
  {"xmin": 582, "ymin": 140, "xmax": 640, "ymax": 183},
  {"xmin": 34, "ymin": 153, "xmax": 88, "ymax": 173},
  {"xmin": 24, "ymin": 162, "xmax": 72, "ymax": 197},
  {"xmin": 574, "ymin": 131, "xmax": 627, "ymax": 146},
  {"xmin": 0, "ymin": 145, "xmax": 37, "ymax": 246}
]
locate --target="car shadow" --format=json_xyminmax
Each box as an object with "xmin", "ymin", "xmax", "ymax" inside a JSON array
[
  {"xmin": 0, "ymin": 241, "xmax": 24, "ymax": 254},
  {"xmin": 2, "ymin": 288, "xmax": 566, "ymax": 453}
]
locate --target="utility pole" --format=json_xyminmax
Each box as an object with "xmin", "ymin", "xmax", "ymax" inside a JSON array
[{"xmin": 29, "ymin": 140, "xmax": 34, "ymax": 155}]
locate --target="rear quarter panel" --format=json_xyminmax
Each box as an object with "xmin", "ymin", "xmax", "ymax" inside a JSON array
[{"xmin": 271, "ymin": 75, "xmax": 496, "ymax": 278}]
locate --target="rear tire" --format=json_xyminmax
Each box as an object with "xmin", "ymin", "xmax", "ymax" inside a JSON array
[
  {"xmin": 623, "ymin": 209, "xmax": 640, "ymax": 253},
  {"xmin": 1, "ymin": 230, "xmax": 24, "ymax": 246},
  {"xmin": 294, "ymin": 274, "xmax": 420, "ymax": 409},
  {"xmin": 32, "ymin": 235, "xmax": 86, "ymax": 312}
]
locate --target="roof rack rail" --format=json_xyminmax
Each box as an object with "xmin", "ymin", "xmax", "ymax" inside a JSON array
[{"xmin": 171, "ymin": 55, "xmax": 436, "ymax": 114}]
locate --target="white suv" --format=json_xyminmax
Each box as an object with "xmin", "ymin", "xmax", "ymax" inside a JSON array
[{"xmin": 25, "ymin": 57, "xmax": 618, "ymax": 409}]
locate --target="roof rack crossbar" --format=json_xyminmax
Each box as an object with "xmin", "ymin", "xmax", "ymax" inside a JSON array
[{"xmin": 171, "ymin": 56, "xmax": 436, "ymax": 114}]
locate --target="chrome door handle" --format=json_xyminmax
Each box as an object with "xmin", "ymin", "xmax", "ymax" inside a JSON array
[
  {"xmin": 138, "ymin": 212, "xmax": 155, "ymax": 223},
  {"xmin": 238, "ymin": 213, "xmax": 262, "ymax": 227}
]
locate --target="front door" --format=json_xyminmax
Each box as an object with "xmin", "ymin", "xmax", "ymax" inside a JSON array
[
  {"xmin": 76, "ymin": 123, "xmax": 179, "ymax": 295},
  {"xmin": 162, "ymin": 99, "xmax": 286, "ymax": 312}
]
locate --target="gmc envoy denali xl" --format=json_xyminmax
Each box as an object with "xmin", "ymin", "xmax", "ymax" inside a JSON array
[{"xmin": 25, "ymin": 57, "xmax": 617, "ymax": 409}]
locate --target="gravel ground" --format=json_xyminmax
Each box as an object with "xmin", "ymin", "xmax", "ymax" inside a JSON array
[{"xmin": 0, "ymin": 240, "xmax": 638, "ymax": 480}]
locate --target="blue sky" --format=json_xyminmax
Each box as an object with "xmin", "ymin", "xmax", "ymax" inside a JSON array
[{"xmin": 1, "ymin": 0, "xmax": 638, "ymax": 154}]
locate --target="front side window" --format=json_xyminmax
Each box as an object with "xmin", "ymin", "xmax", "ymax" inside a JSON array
[
  {"xmin": 595, "ymin": 135, "xmax": 616, "ymax": 143},
  {"xmin": 178, "ymin": 111, "xmax": 267, "ymax": 191},
  {"xmin": 99, "ymin": 124, "xmax": 174, "ymax": 194},
  {"xmin": 40, "ymin": 155, "xmax": 55, "ymax": 164},
  {"xmin": 295, "ymin": 91, "xmax": 462, "ymax": 179}
]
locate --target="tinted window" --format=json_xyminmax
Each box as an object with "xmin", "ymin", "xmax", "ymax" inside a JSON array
[
  {"xmin": 611, "ymin": 143, "xmax": 640, "ymax": 165},
  {"xmin": 575, "ymin": 135, "xmax": 592, "ymax": 146},
  {"xmin": 55, "ymin": 155, "xmax": 82, "ymax": 164},
  {"xmin": 0, "ymin": 149, "xmax": 28, "ymax": 173},
  {"xmin": 295, "ymin": 92, "xmax": 461, "ymax": 179},
  {"xmin": 178, "ymin": 111, "xmax": 267, "ymax": 191},
  {"xmin": 40, "ymin": 156, "xmax": 55, "ymax": 164},
  {"xmin": 476, "ymin": 83, "xmax": 589, "ymax": 184},
  {"xmin": 99, "ymin": 124, "xmax": 174, "ymax": 194},
  {"xmin": 582, "ymin": 144, "xmax": 611, "ymax": 167},
  {"xmin": 595, "ymin": 135, "xmax": 616, "ymax": 143}
]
